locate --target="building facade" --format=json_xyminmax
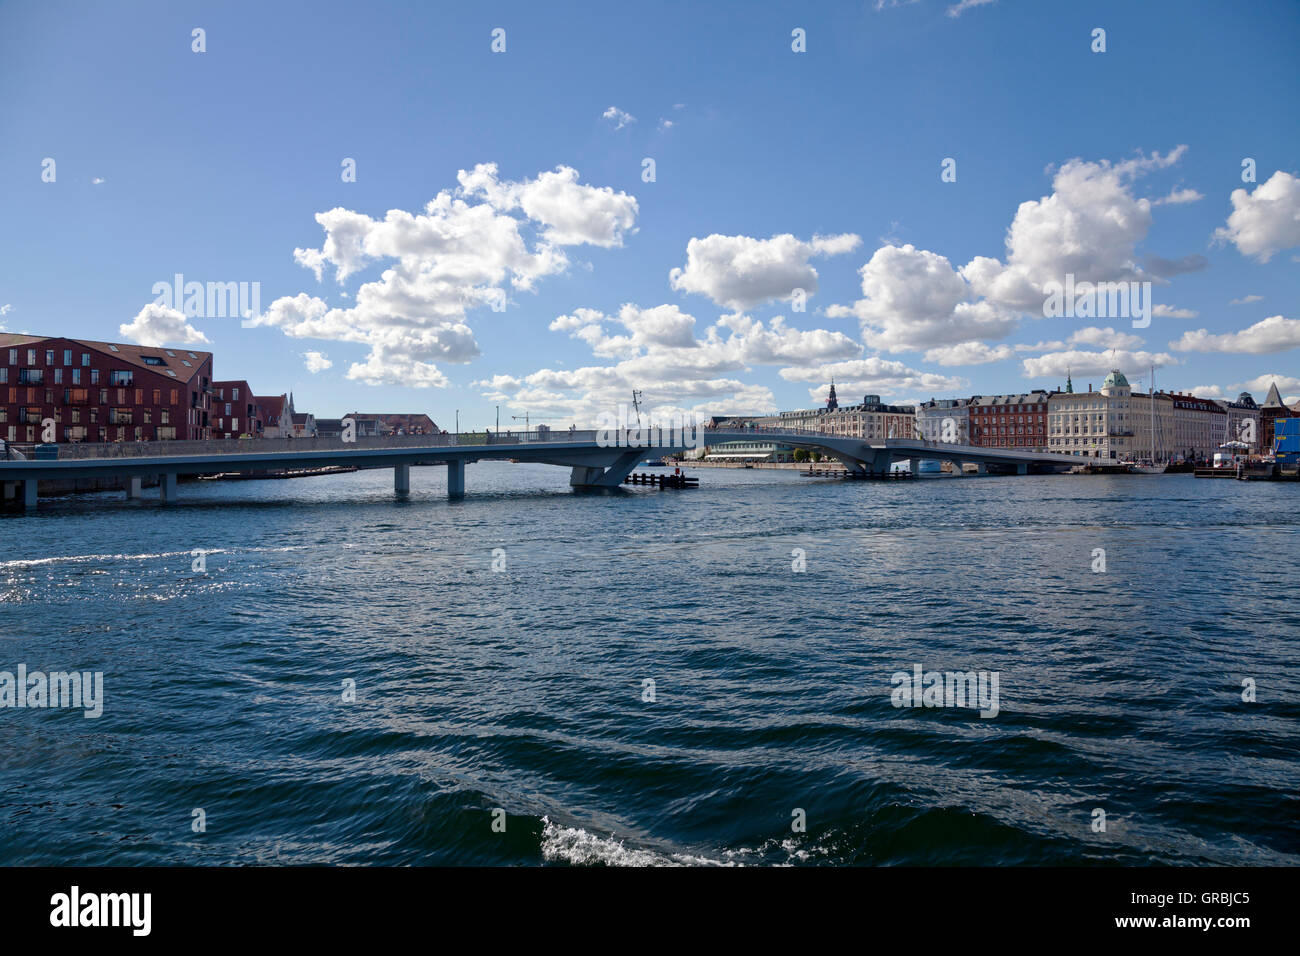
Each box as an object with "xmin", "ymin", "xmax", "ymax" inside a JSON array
[
  {"xmin": 1, "ymin": 333, "xmax": 213, "ymax": 444},
  {"xmin": 771, "ymin": 387, "xmax": 915, "ymax": 441},
  {"xmin": 1259, "ymin": 382, "xmax": 1293, "ymax": 455},
  {"xmin": 212, "ymin": 380, "xmax": 264, "ymax": 439},
  {"xmin": 970, "ymin": 391, "xmax": 1050, "ymax": 452},
  {"xmin": 915, "ymin": 398, "xmax": 970, "ymax": 445}
]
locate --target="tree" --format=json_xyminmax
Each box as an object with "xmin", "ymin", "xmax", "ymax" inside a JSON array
[
  {"xmin": 810, "ymin": 451, "xmax": 822, "ymax": 463},
  {"xmin": 793, "ymin": 448, "xmax": 809, "ymax": 462}
]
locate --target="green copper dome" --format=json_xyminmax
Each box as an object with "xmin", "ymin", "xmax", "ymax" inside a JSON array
[{"xmin": 1102, "ymin": 369, "xmax": 1129, "ymax": 389}]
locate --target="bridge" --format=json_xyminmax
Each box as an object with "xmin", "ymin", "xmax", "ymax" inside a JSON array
[{"xmin": 0, "ymin": 427, "xmax": 1105, "ymax": 510}]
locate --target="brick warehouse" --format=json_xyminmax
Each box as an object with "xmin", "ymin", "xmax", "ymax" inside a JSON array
[{"xmin": 1, "ymin": 333, "xmax": 213, "ymax": 444}]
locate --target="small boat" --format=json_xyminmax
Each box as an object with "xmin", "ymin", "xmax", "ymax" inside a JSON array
[
  {"xmin": 642, "ymin": 457, "xmax": 666, "ymax": 466},
  {"xmin": 1130, "ymin": 461, "xmax": 1168, "ymax": 475}
]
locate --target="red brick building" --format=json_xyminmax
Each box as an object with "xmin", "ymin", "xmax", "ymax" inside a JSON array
[
  {"xmin": 212, "ymin": 380, "xmax": 265, "ymax": 439},
  {"xmin": 1, "ymin": 333, "xmax": 213, "ymax": 444},
  {"xmin": 967, "ymin": 391, "xmax": 1050, "ymax": 452}
]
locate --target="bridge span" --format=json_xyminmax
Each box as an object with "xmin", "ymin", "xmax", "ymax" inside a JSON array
[{"xmin": 0, "ymin": 427, "xmax": 1104, "ymax": 510}]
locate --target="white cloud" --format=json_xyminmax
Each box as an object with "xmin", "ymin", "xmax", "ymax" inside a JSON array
[
  {"xmin": 779, "ymin": 357, "xmax": 964, "ymax": 400},
  {"xmin": 1068, "ymin": 326, "xmax": 1145, "ymax": 349},
  {"xmin": 1151, "ymin": 304, "xmax": 1198, "ymax": 319},
  {"xmin": 303, "ymin": 351, "xmax": 333, "ymax": 373},
  {"xmin": 91, "ymin": 177, "xmax": 105, "ymax": 185},
  {"xmin": 247, "ymin": 164, "xmax": 637, "ymax": 386},
  {"xmin": 1229, "ymin": 294, "xmax": 1263, "ymax": 305},
  {"xmin": 657, "ymin": 118, "xmax": 674, "ymax": 132},
  {"xmin": 118, "ymin": 303, "xmax": 211, "ymax": 347},
  {"xmin": 0, "ymin": 304, "xmax": 11, "ymax": 316},
  {"xmin": 829, "ymin": 243, "xmax": 1018, "ymax": 352},
  {"xmin": 1020, "ymin": 348, "xmax": 1177, "ymax": 381},
  {"xmin": 923, "ymin": 342, "xmax": 1016, "ymax": 366},
  {"xmin": 480, "ymin": 302, "xmax": 861, "ymax": 424},
  {"xmin": 1234, "ymin": 373, "xmax": 1300, "ymax": 396},
  {"xmin": 669, "ymin": 232, "xmax": 860, "ymax": 311},
  {"xmin": 1169, "ymin": 315, "xmax": 1300, "ymax": 354},
  {"xmin": 963, "ymin": 148, "xmax": 1185, "ymax": 311},
  {"xmin": 1152, "ymin": 187, "xmax": 1203, "ymax": 205},
  {"xmin": 1213, "ymin": 170, "xmax": 1300, "ymax": 262},
  {"xmin": 602, "ymin": 106, "xmax": 636, "ymax": 129},
  {"xmin": 946, "ymin": 0, "xmax": 995, "ymax": 17}
]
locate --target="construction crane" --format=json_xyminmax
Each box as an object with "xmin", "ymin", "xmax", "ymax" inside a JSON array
[{"xmin": 510, "ymin": 413, "xmax": 531, "ymax": 435}]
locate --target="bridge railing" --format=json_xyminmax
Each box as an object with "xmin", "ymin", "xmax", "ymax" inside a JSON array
[{"xmin": 17, "ymin": 429, "xmax": 616, "ymax": 462}]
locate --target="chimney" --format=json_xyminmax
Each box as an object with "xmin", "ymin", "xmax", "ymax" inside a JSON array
[{"xmin": 1088, "ymin": 384, "xmax": 1092, "ymax": 392}]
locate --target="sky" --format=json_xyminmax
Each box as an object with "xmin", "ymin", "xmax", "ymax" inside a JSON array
[{"xmin": 1, "ymin": 0, "xmax": 1298, "ymax": 429}]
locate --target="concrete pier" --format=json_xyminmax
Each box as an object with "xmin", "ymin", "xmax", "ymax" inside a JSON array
[
  {"xmin": 446, "ymin": 459, "xmax": 465, "ymax": 498},
  {"xmin": 394, "ymin": 463, "xmax": 411, "ymax": 494},
  {"xmin": 127, "ymin": 476, "xmax": 143, "ymax": 499},
  {"xmin": 159, "ymin": 472, "xmax": 178, "ymax": 503}
]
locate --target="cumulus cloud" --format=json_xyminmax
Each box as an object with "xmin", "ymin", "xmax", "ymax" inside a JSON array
[
  {"xmin": 1213, "ymin": 171, "xmax": 1300, "ymax": 261},
  {"xmin": 602, "ymin": 106, "xmax": 636, "ymax": 129},
  {"xmin": 923, "ymin": 342, "xmax": 1016, "ymax": 366},
  {"xmin": 1152, "ymin": 187, "xmax": 1203, "ymax": 205},
  {"xmin": 1229, "ymin": 294, "xmax": 1263, "ymax": 305},
  {"xmin": 1169, "ymin": 315, "xmax": 1300, "ymax": 354},
  {"xmin": 119, "ymin": 303, "xmax": 211, "ymax": 347},
  {"xmin": 669, "ymin": 232, "xmax": 861, "ymax": 311},
  {"xmin": 1151, "ymin": 304, "xmax": 1198, "ymax": 319},
  {"xmin": 828, "ymin": 243, "xmax": 1018, "ymax": 352},
  {"xmin": 0, "ymin": 304, "xmax": 11, "ymax": 315},
  {"xmin": 480, "ymin": 302, "xmax": 862, "ymax": 424},
  {"xmin": 779, "ymin": 357, "xmax": 964, "ymax": 399},
  {"xmin": 962, "ymin": 148, "xmax": 1185, "ymax": 311},
  {"xmin": 247, "ymin": 163, "xmax": 637, "ymax": 386},
  {"xmin": 303, "ymin": 351, "xmax": 332, "ymax": 373},
  {"xmin": 1020, "ymin": 348, "xmax": 1177, "ymax": 380},
  {"xmin": 1068, "ymin": 326, "xmax": 1145, "ymax": 349}
]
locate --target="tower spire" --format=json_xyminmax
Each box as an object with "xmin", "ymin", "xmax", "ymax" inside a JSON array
[
  {"xmin": 1066, "ymin": 369, "xmax": 1073, "ymax": 394},
  {"xmin": 827, "ymin": 378, "xmax": 839, "ymax": 410}
]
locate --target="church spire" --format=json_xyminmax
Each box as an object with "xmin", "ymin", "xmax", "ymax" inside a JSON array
[
  {"xmin": 827, "ymin": 378, "xmax": 839, "ymax": 410},
  {"xmin": 1065, "ymin": 369, "xmax": 1073, "ymax": 394}
]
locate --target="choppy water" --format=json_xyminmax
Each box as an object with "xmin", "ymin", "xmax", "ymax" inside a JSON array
[{"xmin": 1, "ymin": 464, "xmax": 1297, "ymax": 865}]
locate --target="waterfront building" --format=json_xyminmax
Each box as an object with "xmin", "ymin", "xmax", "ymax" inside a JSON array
[
  {"xmin": 703, "ymin": 440, "xmax": 794, "ymax": 463},
  {"xmin": 772, "ymin": 392, "xmax": 915, "ymax": 440},
  {"xmin": 1047, "ymin": 372, "xmax": 1133, "ymax": 459},
  {"xmin": 915, "ymin": 398, "xmax": 971, "ymax": 445},
  {"xmin": 1260, "ymin": 382, "xmax": 1293, "ymax": 455},
  {"xmin": 260, "ymin": 394, "xmax": 295, "ymax": 438},
  {"xmin": 969, "ymin": 391, "xmax": 1050, "ymax": 452},
  {"xmin": 345, "ymin": 412, "xmax": 441, "ymax": 437},
  {"xmin": 290, "ymin": 412, "xmax": 317, "ymax": 438},
  {"xmin": 1, "ymin": 332, "xmax": 213, "ymax": 443},
  {"xmin": 212, "ymin": 380, "xmax": 265, "ymax": 439},
  {"xmin": 1165, "ymin": 392, "xmax": 1226, "ymax": 461}
]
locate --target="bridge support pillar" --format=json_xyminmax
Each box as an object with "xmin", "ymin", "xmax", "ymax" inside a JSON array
[
  {"xmin": 159, "ymin": 472, "xmax": 178, "ymax": 503},
  {"xmin": 1015, "ymin": 463, "xmax": 1028, "ymax": 476},
  {"xmin": 446, "ymin": 459, "xmax": 465, "ymax": 498},
  {"xmin": 126, "ymin": 476, "xmax": 143, "ymax": 499},
  {"xmin": 569, "ymin": 449, "xmax": 642, "ymax": 489},
  {"xmin": 22, "ymin": 479, "xmax": 38, "ymax": 510},
  {"xmin": 394, "ymin": 463, "xmax": 411, "ymax": 495}
]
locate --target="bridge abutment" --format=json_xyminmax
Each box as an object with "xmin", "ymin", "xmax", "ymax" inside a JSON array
[
  {"xmin": 159, "ymin": 473, "xmax": 178, "ymax": 503},
  {"xmin": 447, "ymin": 459, "xmax": 465, "ymax": 498},
  {"xmin": 394, "ymin": 463, "xmax": 411, "ymax": 495}
]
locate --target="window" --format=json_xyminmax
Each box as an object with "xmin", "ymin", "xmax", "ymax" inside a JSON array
[
  {"xmin": 64, "ymin": 350, "xmax": 72, "ymax": 366},
  {"xmin": 46, "ymin": 350, "xmax": 55, "ymax": 365},
  {"xmin": 109, "ymin": 370, "xmax": 133, "ymax": 386},
  {"xmin": 160, "ymin": 410, "xmax": 169, "ymax": 424},
  {"xmin": 142, "ymin": 356, "xmax": 165, "ymax": 366},
  {"xmin": 82, "ymin": 353, "xmax": 90, "ymax": 366},
  {"xmin": 225, "ymin": 403, "xmax": 231, "ymax": 415},
  {"xmin": 153, "ymin": 389, "xmax": 161, "ymax": 404},
  {"xmin": 90, "ymin": 369, "xmax": 100, "ymax": 384},
  {"xmin": 164, "ymin": 350, "xmax": 175, "ymax": 357},
  {"xmin": 53, "ymin": 368, "xmax": 62, "ymax": 384},
  {"xmin": 169, "ymin": 389, "xmax": 178, "ymax": 405},
  {"xmin": 17, "ymin": 369, "xmax": 43, "ymax": 384},
  {"xmin": 0, "ymin": 369, "xmax": 5, "ymax": 384},
  {"xmin": 108, "ymin": 344, "xmax": 119, "ymax": 352},
  {"xmin": 72, "ymin": 368, "xmax": 81, "ymax": 385},
  {"xmin": 7, "ymin": 349, "xmax": 16, "ymax": 365},
  {"xmin": 181, "ymin": 360, "xmax": 192, "ymax": 368}
]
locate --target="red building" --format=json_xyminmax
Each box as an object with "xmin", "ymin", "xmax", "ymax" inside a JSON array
[
  {"xmin": 1, "ymin": 333, "xmax": 213, "ymax": 444},
  {"xmin": 212, "ymin": 380, "xmax": 265, "ymax": 439},
  {"xmin": 968, "ymin": 391, "xmax": 1050, "ymax": 452}
]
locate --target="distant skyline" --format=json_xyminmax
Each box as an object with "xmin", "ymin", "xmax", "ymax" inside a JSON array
[{"xmin": 2, "ymin": 0, "xmax": 1298, "ymax": 428}]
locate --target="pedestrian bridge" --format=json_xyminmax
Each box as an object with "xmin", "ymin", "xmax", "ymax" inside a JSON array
[{"xmin": 0, "ymin": 426, "xmax": 1105, "ymax": 509}]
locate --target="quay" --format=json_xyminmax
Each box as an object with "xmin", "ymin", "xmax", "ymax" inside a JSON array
[{"xmin": 622, "ymin": 472, "xmax": 699, "ymax": 488}]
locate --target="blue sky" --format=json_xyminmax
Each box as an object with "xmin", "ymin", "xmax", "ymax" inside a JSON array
[{"xmin": 2, "ymin": 0, "xmax": 1297, "ymax": 428}]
